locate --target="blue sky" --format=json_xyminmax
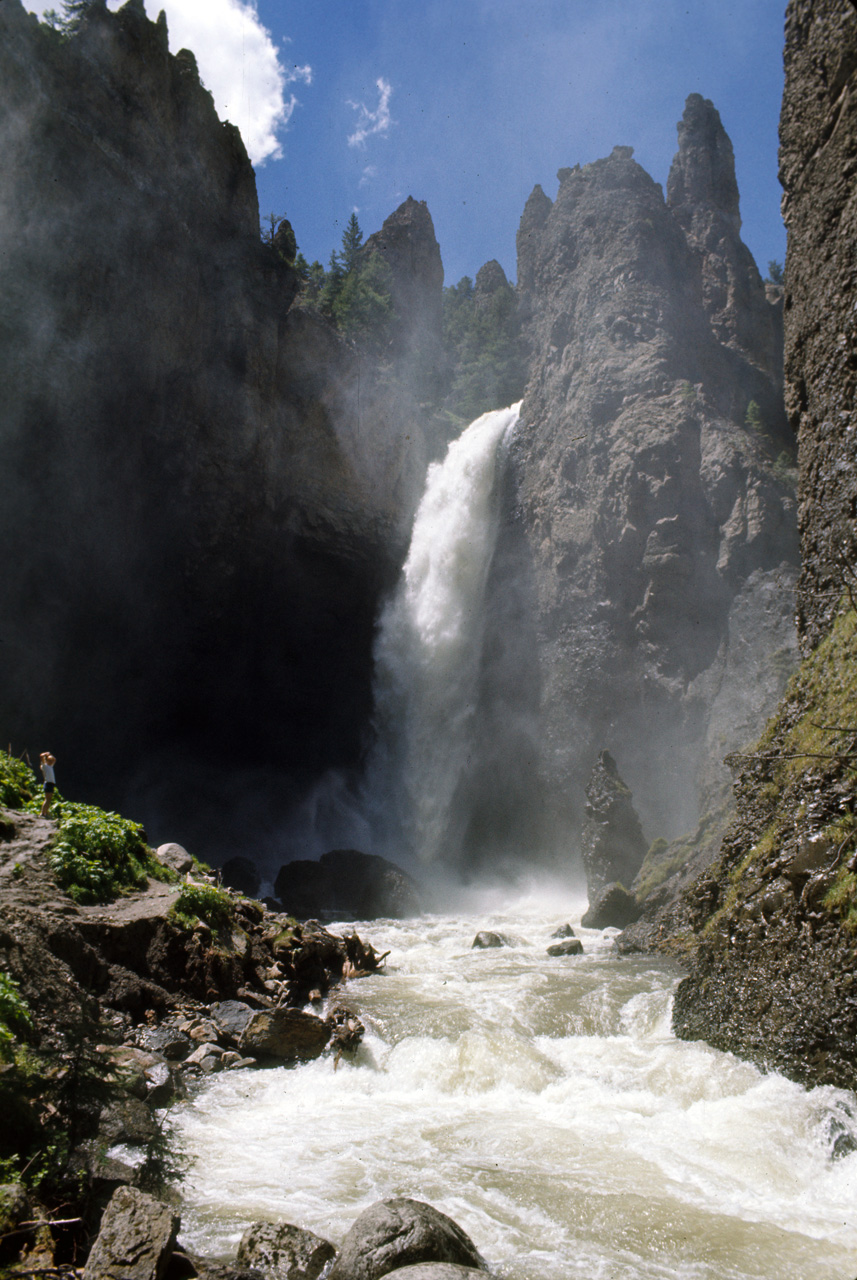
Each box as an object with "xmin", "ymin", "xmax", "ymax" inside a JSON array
[
  {"xmin": 29, "ymin": 0, "xmax": 789, "ymax": 287},
  {"xmin": 250, "ymin": 0, "xmax": 788, "ymax": 285}
]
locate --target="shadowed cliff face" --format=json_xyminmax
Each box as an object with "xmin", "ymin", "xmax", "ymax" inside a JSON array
[
  {"xmin": 0, "ymin": 0, "xmax": 442, "ymax": 856},
  {"xmin": 780, "ymin": 0, "xmax": 857, "ymax": 649},
  {"xmin": 508, "ymin": 97, "xmax": 799, "ymax": 850}
]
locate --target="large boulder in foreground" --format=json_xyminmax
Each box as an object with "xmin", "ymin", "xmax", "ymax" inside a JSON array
[
  {"xmin": 275, "ymin": 850, "xmax": 420, "ymax": 920},
  {"xmin": 238, "ymin": 1008, "xmax": 330, "ymax": 1062},
  {"xmin": 236, "ymin": 1221, "xmax": 336, "ymax": 1280},
  {"xmin": 82, "ymin": 1185, "xmax": 179, "ymax": 1280},
  {"xmin": 580, "ymin": 752, "xmax": 647, "ymax": 903},
  {"xmin": 385, "ymin": 1269, "xmax": 491, "ymax": 1280},
  {"xmin": 327, "ymin": 1198, "xmax": 486, "ymax": 1280}
]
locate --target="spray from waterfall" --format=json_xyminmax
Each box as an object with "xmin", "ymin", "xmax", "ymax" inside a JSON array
[{"xmin": 362, "ymin": 403, "xmax": 521, "ymax": 864}]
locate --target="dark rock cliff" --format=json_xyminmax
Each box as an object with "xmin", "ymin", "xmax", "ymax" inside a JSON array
[
  {"xmin": 659, "ymin": 0, "xmax": 857, "ymax": 1092},
  {"xmin": 779, "ymin": 0, "xmax": 857, "ymax": 648},
  {"xmin": 501, "ymin": 97, "xmax": 799, "ymax": 858},
  {"xmin": 0, "ymin": 0, "xmax": 442, "ymax": 857}
]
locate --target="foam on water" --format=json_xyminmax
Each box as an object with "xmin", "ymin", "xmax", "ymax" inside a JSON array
[{"xmin": 173, "ymin": 893, "xmax": 857, "ymax": 1280}]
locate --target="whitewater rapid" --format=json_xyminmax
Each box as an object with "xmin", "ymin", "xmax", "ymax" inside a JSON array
[{"xmin": 173, "ymin": 889, "xmax": 857, "ymax": 1280}]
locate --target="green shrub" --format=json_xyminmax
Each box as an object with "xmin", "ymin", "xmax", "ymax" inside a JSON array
[
  {"xmin": 171, "ymin": 883, "xmax": 233, "ymax": 930},
  {"xmin": 0, "ymin": 973, "xmax": 31, "ymax": 1062},
  {"xmin": 0, "ymin": 753, "xmax": 37, "ymax": 809},
  {"xmin": 48, "ymin": 802, "xmax": 151, "ymax": 903}
]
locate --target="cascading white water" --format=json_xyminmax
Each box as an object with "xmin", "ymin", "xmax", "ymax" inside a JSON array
[
  {"xmin": 362, "ymin": 403, "xmax": 520, "ymax": 864},
  {"xmin": 172, "ymin": 409, "xmax": 857, "ymax": 1277},
  {"xmin": 173, "ymin": 891, "xmax": 857, "ymax": 1279}
]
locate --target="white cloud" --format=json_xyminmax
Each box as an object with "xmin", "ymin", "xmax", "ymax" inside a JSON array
[
  {"xmin": 359, "ymin": 165, "xmax": 378, "ymax": 187},
  {"xmin": 25, "ymin": 0, "xmax": 307, "ymax": 167},
  {"xmin": 347, "ymin": 78, "xmax": 393, "ymax": 148}
]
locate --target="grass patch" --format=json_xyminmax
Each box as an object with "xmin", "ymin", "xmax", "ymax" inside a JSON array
[
  {"xmin": 635, "ymin": 807, "xmax": 731, "ymax": 902},
  {"xmin": 824, "ymin": 869, "xmax": 857, "ymax": 933},
  {"xmin": 170, "ymin": 883, "xmax": 233, "ymax": 931}
]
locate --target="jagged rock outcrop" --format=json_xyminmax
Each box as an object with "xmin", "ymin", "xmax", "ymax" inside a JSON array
[
  {"xmin": 660, "ymin": 0, "xmax": 857, "ymax": 1092},
  {"xmin": 580, "ymin": 751, "xmax": 647, "ymax": 899},
  {"xmin": 364, "ymin": 196, "xmax": 444, "ymax": 396},
  {"xmin": 0, "ymin": 0, "xmax": 440, "ymax": 857},
  {"xmin": 499, "ymin": 97, "xmax": 799, "ymax": 857}
]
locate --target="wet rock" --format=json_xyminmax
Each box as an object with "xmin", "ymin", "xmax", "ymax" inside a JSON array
[
  {"xmin": 582, "ymin": 883, "xmax": 641, "ymax": 930},
  {"xmin": 471, "ymin": 932, "xmax": 506, "ymax": 950},
  {"xmin": 238, "ymin": 1008, "xmax": 330, "ymax": 1062},
  {"xmin": 83, "ymin": 1185, "xmax": 179, "ymax": 1280},
  {"xmin": 546, "ymin": 938, "xmax": 583, "ymax": 957},
  {"xmin": 98, "ymin": 1095, "xmax": 159, "ymax": 1146},
  {"xmin": 550, "ymin": 923, "xmax": 575, "ymax": 939},
  {"xmin": 326, "ymin": 1005, "xmax": 366, "ymax": 1057},
  {"xmin": 183, "ymin": 1263, "xmax": 266, "ymax": 1280},
  {"xmin": 156, "ymin": 843, "xmax": 194, "ymax": 875},
  {"xmin": 210, "ymin": 1000, "xmax": 255, "ymax": 1046},
  {"xmin": 236, "ymin": 1221, "xmax": 336, "ymax": 1280},
  {"xmin": 580, "ymin": 752, "xmax": 647, "ymax": 903},
  {"xmin": 185, "ymin": 1043, "xmax": 224, "ymax": 1072},
  {"xmin": 189, "ymin": 1020, "xmax": 220, "ymax": 1044},
  {"xmin": 275, "ymin": 850, "xmax": 421, "ymax": 921},
  {"xmin": 221, "ymin": 857, "xmax": 262, "ymax": 899},
  {"xmin": 327, "ymin": 1198, "xmax": 486, "ymax": 1280},
  {"xmin": 384, "ymin": 1268, "xmax": 493, "ymax": 1280},
  {"xmin": 105, "ymin": 1044, "xmax": 183, "ymax": 1106},
  {"xmin": 137, "ymin": 1025, "xmax": 193, "ymax": 1062}
]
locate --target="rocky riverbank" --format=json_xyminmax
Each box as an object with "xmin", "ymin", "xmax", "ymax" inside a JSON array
[{"xmin": 0, "ymin": 793, "xmax": 384, "ymax": 1275}]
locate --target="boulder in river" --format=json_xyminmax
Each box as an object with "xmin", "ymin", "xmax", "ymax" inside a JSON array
[
  {"xmin": 471, "ymin": 932, "xmax": 506, "ymax": 949},
  {"xmin": 547, "ymin": 938, "xmax": 583, "ymax": 957},
  {"xmin": 82, "ymin": 1185, "xmax": 179, "ymax": 1280},
  {"xmin": 327, "ymin": 1199, "xmax": 487, "ymax": 1280},
  {"xmin": 582, "ymin": 882, "xmax": 641, "ymax": 930},
  {"xmin": 236, "ymin": 1221, "xmax": 336, "ymax": 1280},
  {"xmin": 275, "ymin": 849, "xmax": 421, "ymax": 920},
  {"xmin": 385, "ymin": 1268, "xmax": 494, "ymax": 1280},
  {"xmin": 550, "ymin": 923, "xmax": 576, "ymax": 939},
  {"xmin": 238, "ymin": 1008, "xmax": 330, "ymax": 1062}
]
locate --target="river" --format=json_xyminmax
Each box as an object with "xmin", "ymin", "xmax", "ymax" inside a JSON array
[{"xmin": 173, "ymin": 884, "xmax": 857, "ymax": 1280}]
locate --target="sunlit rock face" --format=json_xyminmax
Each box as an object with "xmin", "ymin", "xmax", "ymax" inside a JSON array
[
  {"xmin": 780, "ymin": 0, "xmax": 857, "ymax": 650},
  {"xmin": 0, "ymin": 0, "xmax": 439, "ymax": 852},
  {"xmin": 507, "ymin": 97, "xmax": 800, "ymax": 850}
]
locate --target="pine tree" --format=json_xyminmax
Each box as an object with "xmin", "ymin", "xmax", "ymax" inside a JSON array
[{"xmin": 338, "ymin": 213, "xmax": 364, "ymax": 275}]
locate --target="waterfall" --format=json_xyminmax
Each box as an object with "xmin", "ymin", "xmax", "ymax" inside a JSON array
[{"xmin": 363, "ymin": 403, "xmax": 520, "ymax": 865}]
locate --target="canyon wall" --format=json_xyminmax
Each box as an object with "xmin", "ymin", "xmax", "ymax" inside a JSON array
[
  {"xmin": 0, "ymin": 0, "xmax": 441, "ymax": 858},
  {"xmin": 658, "ymin": 0, "xmax": 857, "ymax": 1091},
  {"xmin": 492, "ymin": 97, "xmax": 799, "ymax": 863}
]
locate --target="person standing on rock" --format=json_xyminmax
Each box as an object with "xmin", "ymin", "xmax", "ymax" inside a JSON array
[{"xmin": 39, "ymin": 751, "xmax": 57, "ymax": 816}]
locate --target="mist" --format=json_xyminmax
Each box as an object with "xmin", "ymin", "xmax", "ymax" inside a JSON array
[{"xmin": 1, "ymin": 1, "xmax": 801, "ymax": 913}]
